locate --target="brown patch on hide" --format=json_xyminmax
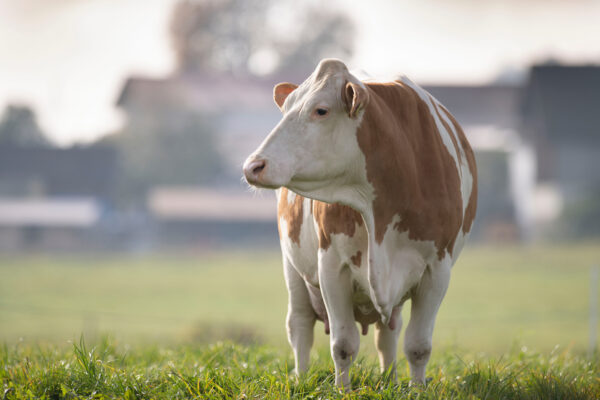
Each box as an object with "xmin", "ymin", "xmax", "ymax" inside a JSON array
[
  {"xmin": 350, "ymin": 251, "xmax": 362, "ymax": 267},
  {"xmin": 356, "ymin": 81, "xmax": 466, "ymax": 260},
  {"xmin": 277, "ymin": 187, "xmax": 304, "ymax": 245},
  {"xmin": 313, "ymin": 201, "xmax": 363, "ymax": 250}
]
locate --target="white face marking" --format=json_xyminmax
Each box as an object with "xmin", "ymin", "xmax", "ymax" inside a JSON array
[{"xmin": 245, "ymin": 60, "xmax": 366, "ymax": 199}]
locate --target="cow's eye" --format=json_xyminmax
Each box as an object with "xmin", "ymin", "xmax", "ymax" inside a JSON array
[{"xmin": 315, "ymin": 108, "xmax": 329, "ymax": 117}]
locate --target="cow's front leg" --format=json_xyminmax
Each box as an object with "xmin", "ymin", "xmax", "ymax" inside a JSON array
[
  {"xmin": 283, "ymin": 258, "xmax": 316, "ymax": 375},
  {"xmin": 374, "ymin": 310, "xmax": 402, "ymax": 381},
  {"xmin": 318, "ymin": 251, "xmax": 359, "ymax": 391},
  {"xmin": 404, "ymin": 260, "xmax": 451, "ymax": 385}
]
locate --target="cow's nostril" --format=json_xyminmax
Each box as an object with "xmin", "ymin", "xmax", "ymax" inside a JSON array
[
  {"xmin": 252, "ymin": 160, "xmax": 266, "ymax": 175},
  {"xmin": 244, "ymin": 159, "xmax": 267, "ymax": 183}
]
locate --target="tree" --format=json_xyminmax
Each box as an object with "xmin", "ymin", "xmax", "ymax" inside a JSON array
[
  {"xmin": 170, "ymin": 0, "xmax": 355, "ymax": 77},
  {"xmin": 0, "ymin": 105, "xmax": 52, "ymax": 147},
  {"xmin": 273, "ymin": 7, "xmax": 355, "ymax": 76}
]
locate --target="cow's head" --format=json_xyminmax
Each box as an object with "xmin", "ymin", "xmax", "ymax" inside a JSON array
[{"xmin": 243, "ymin": 59, "xmax": 369, "ymax": 195}]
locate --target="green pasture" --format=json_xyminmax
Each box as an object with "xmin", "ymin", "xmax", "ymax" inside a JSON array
[
  {"xmin": 1, "ymin": 243, "xmax": 599, "ymax": 355},
  {"xmin": 2, "ymin": 339, "xmax": 598, "ymax": 399}
]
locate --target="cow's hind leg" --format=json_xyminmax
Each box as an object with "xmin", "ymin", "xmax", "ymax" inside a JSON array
[
  {"xmin": 318, "ymin": 252, "xmax": 359, "ymax": 391},
  {"xmin": 404, "ymin": 260, "xmax": 451, "ymax": 385},
  {"xmin": 283, "ymin": 258, "xmax": 316, "ymax": 375},
  {"xmin": 374, "ymin": 310, "xmax": 402, "ymax": 381}
]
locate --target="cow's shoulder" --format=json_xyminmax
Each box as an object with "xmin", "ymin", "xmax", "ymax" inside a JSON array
[{"xmin": 312, "ymin": 200, "xmax": 364, "ymax": 250}]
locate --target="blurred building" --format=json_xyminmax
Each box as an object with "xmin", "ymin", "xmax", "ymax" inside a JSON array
[
  {"xmin": 0, "ymin": 145, "xmax": 118, "ymax": 251},
  {"xmin": 521, "ymin": 65, "xmax": 600, "ymax": 237},
  {"xmin": 147, "ymin": 187, "xmax": 277, "ymax": 249},
  {"xmin": 114, "ymin": 73, "xmax": 284, "ymax": 250},
  {"xmin": 0, "ymin": 146, "xmax": 117, "ymax": 201},
  {"xmin": 522, "ymin": 65, "xmax": 600, "ymax": 190},
  {"xmin": 116, "ymin": 73, "xmax": 281, "ymax": 177}
]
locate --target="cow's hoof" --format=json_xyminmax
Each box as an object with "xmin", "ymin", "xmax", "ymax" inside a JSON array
[
  {"xmin": 290, "ymin": 370, "xmax": 300, "ymax": 383},
  {"xmin": 337, "ymin": 384, "xmax": 352, "ymax": 393},
  {"xmin": 409, "ymin": 377, "xmax": 432, "ymax": 387}
]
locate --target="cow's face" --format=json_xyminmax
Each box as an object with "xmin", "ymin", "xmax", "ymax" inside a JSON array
[{"xmin": 243, "ymin": 59, "xmax": 369, "ymax": 193}]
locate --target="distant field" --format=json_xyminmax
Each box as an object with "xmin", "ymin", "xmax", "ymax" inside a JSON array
[{"xmin": 0, "ymin": 243, "xmax": 599, "ymax": 356}]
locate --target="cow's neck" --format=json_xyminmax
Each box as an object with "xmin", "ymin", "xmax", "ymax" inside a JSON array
[
  {"xmin": 289, "ymin": 84, "xmax": 415, "ymax": 242},
  {"xmin": 286, "ymin": 126, "xmax": 375, "ymax": 218},
  {"xmin": 289, "ymin": 179, "xmax": 373, "ymax": 217}
]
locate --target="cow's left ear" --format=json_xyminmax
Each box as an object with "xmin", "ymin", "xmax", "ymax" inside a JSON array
[
  {"xmin": 273, "ymin": 82, "xmax": 298, "ymax": 110},
  {"xmin": 343, "ymin": 81, "xmax": 369, "ymax": 119}
]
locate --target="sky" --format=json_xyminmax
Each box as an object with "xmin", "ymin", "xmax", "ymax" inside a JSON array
[{"xmin": 0, "ymin": 0, "xmax": 599, "ymax": 145}]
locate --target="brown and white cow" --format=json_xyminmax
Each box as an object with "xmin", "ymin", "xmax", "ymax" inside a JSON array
[{"xmin": 243, "ymin": 59, "xmax": 477, "ymax": 389}]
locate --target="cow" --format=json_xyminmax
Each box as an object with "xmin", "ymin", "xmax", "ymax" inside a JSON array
[{"xmin": 243, "ymin": 58, "xmax": 477, "ymax": 390}]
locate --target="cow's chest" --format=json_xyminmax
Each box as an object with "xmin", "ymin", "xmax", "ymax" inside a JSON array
[{"xmin": 282, "ymin": 213, "xmax": 380, "ymax": 328}]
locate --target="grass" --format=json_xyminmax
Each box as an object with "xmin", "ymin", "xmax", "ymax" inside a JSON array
[
  {"xmin": 0, "ymin": 251, "xmax": 288, "ymax": 345},
  {"xmin": 1, "ymin": 336, "xmax": 598, "ymax": 399},
  {"xmin": 0, "ymin": 243, "xmax": 599, "ymax": 398}
]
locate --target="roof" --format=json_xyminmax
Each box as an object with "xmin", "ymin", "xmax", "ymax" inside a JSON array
[
  {"xmin": 522, "ymin": 64, "xmax": 600, "ymax": 143},
  {"xmin": 116, "ymin": 73, "xmax": 276, "ymax": 113},
  {"xmin": 0, "ymin": 198, "xmax": 101, "ymax": 227},
  {"xmin": 148, "ymin": 187, "xmax": 276, "ymax": 222}
]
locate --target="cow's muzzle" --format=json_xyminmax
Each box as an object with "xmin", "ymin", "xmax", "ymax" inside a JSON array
[{"xmin": 243, "ymin": 157, "xmax": 268, "ymax": 186}]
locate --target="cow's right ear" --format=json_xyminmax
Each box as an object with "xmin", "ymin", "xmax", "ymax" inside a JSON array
[
  {"xmin": 343, "ymin": 81, "xmax": 369, "ymax": 119},
  {"xmin": 273, "ymin": 82, "xmax": 298, "ymax": 110}
]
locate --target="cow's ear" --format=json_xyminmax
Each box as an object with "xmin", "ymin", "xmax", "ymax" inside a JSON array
[
  {"xmin": 343, "ymin": 81, "xmax": 369, "ymax": 119},
  {"xmin": 273, "ymin": 82, "xmax": 298, "ymax": 110}
]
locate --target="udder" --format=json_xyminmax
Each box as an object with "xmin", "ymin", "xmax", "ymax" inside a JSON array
[{"xmin": 304, "ymin": 278, "xmax": 383, "ymax": 336}]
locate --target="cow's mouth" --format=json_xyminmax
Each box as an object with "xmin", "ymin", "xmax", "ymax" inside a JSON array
[{"xmin": 245, "ymin": 178, "xmax": 282, "ymax": 190}]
